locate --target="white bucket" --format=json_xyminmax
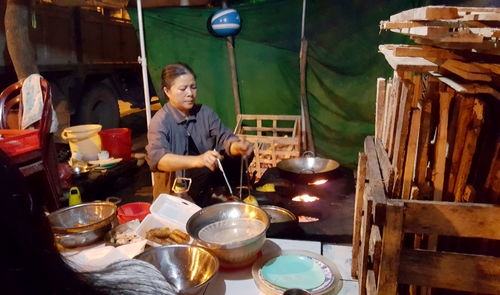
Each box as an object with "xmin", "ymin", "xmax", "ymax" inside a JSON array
[{"xmin": 62, "ymin": 124, "xmax": 102, "ymax": 161}]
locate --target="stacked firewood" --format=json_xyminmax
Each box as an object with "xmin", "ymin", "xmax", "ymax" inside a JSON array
[
  {"xmin": 352, "ymin": 5, "xmax": 500, "ymax": 295},
  {"xmin": 375, "ymin": 5, "xmax": 499, "ymax": 204}
]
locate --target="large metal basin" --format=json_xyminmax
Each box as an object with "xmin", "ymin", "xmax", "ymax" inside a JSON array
[
  {"xmin": 186, "ymin": 202, "xmax": 269, "ymax": 268},
  {"xmin": 48, "ymin": 201, "xmax": 117, "ymax": 247}
]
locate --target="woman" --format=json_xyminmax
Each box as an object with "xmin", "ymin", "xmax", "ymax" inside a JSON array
[
  {"xmin": 146, "ymin": 63, "xmax": 251, "ymax": 206},
  {"xmin": 0, "ymin": 149, "xmax": 176, "ymax": 295}
]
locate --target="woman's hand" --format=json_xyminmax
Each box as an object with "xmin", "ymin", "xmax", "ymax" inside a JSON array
[
  {"xmin": 198, "ymin": 150, "xmax": 222, "ymax": 171},
  {"xmin": 230, "ymin": 140, "xmax": 252, "ymax": 157}
]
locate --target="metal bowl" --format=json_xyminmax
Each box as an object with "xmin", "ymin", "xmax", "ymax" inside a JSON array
[
  {"xmin": 48, "ymin": 201, "xmax": 117, "ymax": 247},
  {"xmin": 260, "ymin": 205, "xmax": 298, "ymax": 237},
  {"xmin": 277, "ymin": 156, "xmax": 340, "ymax": 174},
  {"xmin": 134, "ymin": 245, "xmax": 219, "ymax": 295},
  {"xmin": 186, "ymin": 202, "xmax": 269, "ymax": 268}
]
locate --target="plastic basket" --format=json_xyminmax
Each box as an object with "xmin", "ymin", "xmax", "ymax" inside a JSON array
[{"xmin": 0, "ymin": 130, "xmax": 40, "ymax": 156}]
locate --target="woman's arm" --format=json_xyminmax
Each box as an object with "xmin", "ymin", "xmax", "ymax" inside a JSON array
[{"xmin": 157, "ymin": 150, "xmax": 222, "ymax": 172}]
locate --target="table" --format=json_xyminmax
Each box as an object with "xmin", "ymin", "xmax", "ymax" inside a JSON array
[{"xmin": 204, "ymin": 238, "xmax": 358, "ymax": 295}]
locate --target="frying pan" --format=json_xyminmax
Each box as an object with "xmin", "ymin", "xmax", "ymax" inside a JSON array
[{"xmin": 277, "ymin": 151, "xmax": 340, "ymax": 182}]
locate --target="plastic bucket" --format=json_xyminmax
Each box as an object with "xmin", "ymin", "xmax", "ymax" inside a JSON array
[
  {"xmin": 117, "ymin": 202, "xmax": 151, "ymax": 224},
  {"xmin": 99, "ymin": 128, "xmax": 132, "ymax": 161},
  {"xmin": 61, "ymin": 124, "xmax": 102, "ymax": 161}
]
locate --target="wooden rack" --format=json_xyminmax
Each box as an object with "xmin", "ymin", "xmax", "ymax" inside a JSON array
[
  {"xmin": 352, "ymin": 5, "xmax": 500, "ymax": 295},
  {"xmin": 234, "ymin": 114, "xmax": 301, "ymax": 180}
]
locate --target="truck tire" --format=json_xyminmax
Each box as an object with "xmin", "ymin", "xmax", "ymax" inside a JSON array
[{"xmin": 76, "ymin": 83, "xmax": 120, "ymax": 129}]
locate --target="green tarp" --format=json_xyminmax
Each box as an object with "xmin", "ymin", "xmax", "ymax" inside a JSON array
[{"xmin": 129, "ymin": 0, "xmax": 426, "ymax": 169}]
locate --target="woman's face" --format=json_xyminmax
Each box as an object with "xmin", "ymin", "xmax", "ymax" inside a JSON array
[{"xmin": 164, "ymin": 73, "xmax": 197, "ymax": 116}]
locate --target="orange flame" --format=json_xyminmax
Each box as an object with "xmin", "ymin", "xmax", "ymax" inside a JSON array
[
  {"xmin": 298, "ymin": 216, "xmax": 319, "ymax": 223},
  {"xmin": 308, "ymin": 179, "xmax": 328, "ymax": 185},
  {"xmin": 292, "ymin": 194, "xmax": 320, "ymax": 202}
]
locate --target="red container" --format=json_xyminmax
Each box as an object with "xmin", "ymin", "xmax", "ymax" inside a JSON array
[
  {"xmin": 0, "ymin": 129, "xmax": 40, "ymax": 156},
  {"xmin": 99, "ymin": 128, "xmax": 132, "ymax": 161},
  {"xmin": 117, "ymin": 202, "xmax": 151, "ymax": 224}
]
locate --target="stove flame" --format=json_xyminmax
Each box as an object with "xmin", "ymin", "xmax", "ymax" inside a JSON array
[
  {"xmin": 308, "ymin": 179, "xmax": 328, "ymax": 185},
  {"xmin": 292, "ymin": 194, "xmax": 320, "ymax": 202},
  {"xmin": 298, "ymin": 216, "xmax": 320, "ymax": 223}
]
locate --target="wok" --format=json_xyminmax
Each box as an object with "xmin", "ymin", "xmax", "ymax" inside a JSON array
[{"xmin": 277, "ymin": 152, "xmax": 340, "ymax": 182}]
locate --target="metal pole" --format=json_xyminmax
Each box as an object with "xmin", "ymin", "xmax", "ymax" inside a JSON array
[{"xmin": 136, "ymin": 0, "xmax": 154, "ymax": 185}]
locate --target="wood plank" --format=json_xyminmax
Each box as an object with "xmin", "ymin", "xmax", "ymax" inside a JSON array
[
  {"xmin": 392, "ymin": 44, "xmax": 463, "ymax": 60},
  {"xmin": 358, "ymin": 196, "xmax": 373, "ymax": 295},
  {"xmin": 461, "ymin": 12, "xmax": 500, "ymax": 21},
  {"xmin": 386, "ymin": 75, "xmax": 401, "ymax": 155},
  {"xmin": 392, "ymin": 80, "xmax": 414, "ymax": 197},
  {"xmin": 445, "ymin": 59, "xmax": 493, "ymax": 74},
  {"xmin": 441, "ymin": 60, "xmax": 492, "ymax": 82},
  {"xmin": 414, "ymin": 75, "xmax": 435, "ymax": 189},
  {"xmin": 375, "ymin": 78, "xmax": 386, "ymax": 140},
  {"xmin": 399, "ymin": 249, "xmax": 500, "ymax": 294},
  {"xmin": 374, "ymin": 138, "xmax": 394, "ymax": 196},
  {"xmin": 364, "ymin": 136, "xmax": 387, "ymax": 226},
  {"xmin": 391, "ymin": 26, "xmax": 451, "ymax": 37},
  {"xmin": 429, "ymin": 71, "xmax": 499, "ymax": 95},
  {"xmin": 379, "ymin": 45, "xmax": 439, "ymax": 72},
  {"xmin": 369, "ymin": 224, "xmax": 382, "ymax": 281},
  {"xmin": 377, "ymin": 201, "xmax": 404, "ymax": 294},
  {"xmin": 390, "ymin": 6, "xmax": 459, "ymax": 22},
  {"xmin": 402, "ymin": 200, "xmax": 500, "ymax": 239},
  {"xmin": 454, "ymin": 99, "xmax": 484, "ymax": 202},
  {"xmin": 352, "ymin": 152, "xmax": 367, "ymax": 279},
  {"xmin": 365, "ymin": 136, "xmax": 382, "ymax": 181},
  {"xmin": 402, "ymin": 108, "xmax": 422, "ymax": 199},
  {"xmin": 446, "ymin": 96, "xmax": 474, "ymax": 201},
  {"xmin": 433, "ymin": 87, "xmax": 453, "ymax": 202},
  {"xmin": 414, "ymin": 31, "xmax": 484, "ymax": 43},
  {"xmin": 381, "ymin": 79, "xmax": 393, "ymax": 148}
]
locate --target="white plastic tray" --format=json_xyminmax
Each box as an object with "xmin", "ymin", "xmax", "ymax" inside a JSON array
[{"xmin": 135, "ymin": 194, "xmax": 201, "ymax": 247}]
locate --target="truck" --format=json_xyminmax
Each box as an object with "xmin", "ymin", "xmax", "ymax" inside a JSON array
[{"xmin": 0, "ymin": 2, "xmax": 151, "ymax": 134}]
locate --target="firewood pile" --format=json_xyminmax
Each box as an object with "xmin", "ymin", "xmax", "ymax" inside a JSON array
[{"xmin": 352, "ymin": 6, "xmax": 500, "ymax": 295}]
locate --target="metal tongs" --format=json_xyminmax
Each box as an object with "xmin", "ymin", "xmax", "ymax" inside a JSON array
[{"xmin": 214, "ymin": 149, "xmax": 233, "ymax": 196}]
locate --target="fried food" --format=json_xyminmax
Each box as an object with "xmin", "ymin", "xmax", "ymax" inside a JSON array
[{"xmin": 145, "ymin": 227, "xmax": 190, "ymax": 246}]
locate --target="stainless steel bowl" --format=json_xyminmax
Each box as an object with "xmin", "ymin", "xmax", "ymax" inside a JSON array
[
  {"xmin": 48, "ymin": 201, "xmax": 117, "ymax": 247},
  {"xmin": 134, "ymin": 245, "xmax": 219, "ymax": 295},
  {"xmin": 186, "ymin": 202, "xmax": 269, "ymax": 268}
]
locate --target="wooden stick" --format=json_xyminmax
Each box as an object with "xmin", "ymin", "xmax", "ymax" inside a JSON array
[
  {"xmin": 446, "ymin": 96, "xmax": 474, "ymax": 201},
  {"xmin": 382, "ymin": 79, "xmax": 393, "ymax": 149},
  {"xmin": 414, "ymin": 75, "xmax": 435, "ymax": 189},
  {"xmin": 402, "ymin": 108, "xmax": 422, "ymax": 199},
  {"xmin": 454, "ymin": 99, "xmax": 484, "ymax": 202},
  {"xmin": 359, "ymin": 195, "xmax": 373, "ymax": 295},
  {"xmin": 225, "ymin": 36, "xmax": 241, "ymax": 117},
  {"xmin": 375, "ymin": 78, "xmax": 386, "ymax": 139},
  {"xmin": 392, "ymin": 80, "xmax": 413, "ymax": 197},
  {"xmin": 352, "ymin": 153, "xmax": 368, "ymax": 279},
  {"xmin": 387, "ymin": 73, "xmax": 402, "ymax": 159},
  {"xmin": 429, "ymin": 86, "xmax": 453, "ymax": 251},
  {"xmin": 378, "ymin": 201, "xmax": 404, "ymax": 294},
  {"xmin": 433, "ymin": 87, "xmax": 453, "ymax": 202}
]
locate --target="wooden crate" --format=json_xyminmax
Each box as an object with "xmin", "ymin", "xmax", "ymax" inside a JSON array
[
  {"xmin": 352, "ymin": 6, "xmax": 500, "ymax": 294},
  {"xmin": 234, "ymin": 114, "xmax": 301, "ymax": 180}
]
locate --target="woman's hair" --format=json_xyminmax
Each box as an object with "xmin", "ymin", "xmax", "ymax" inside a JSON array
[{"xmin": 161, "ymin": 62, "xmax": 196, "ymax": 93}]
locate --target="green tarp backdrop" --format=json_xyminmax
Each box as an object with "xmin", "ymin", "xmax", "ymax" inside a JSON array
[{"xmin": 129, "ymin": 0, "xmax": 428, "ymax": 169}]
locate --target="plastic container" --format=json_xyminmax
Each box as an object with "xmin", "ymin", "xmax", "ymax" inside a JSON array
[
  {"xmin": 117, "ymin": 202, "xmax": 151, "ymax": 224},
  {"xmin": 0, "ymin": 129, "xmax": 39, "ymax": 156},
  {"xmin": 61, "ymin": 124, "xmax": 102, "ymax": 161},
  {"xmin": 136, "ymin": 194, "xmax": 201, "ymax": 247},
  {"xmin": 99, "ymin": 128, "xmax": 132, "ymax": 161}
]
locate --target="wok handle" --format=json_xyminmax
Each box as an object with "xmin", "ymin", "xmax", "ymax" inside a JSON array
[{"xmin": 302, "ymin": 151, "xmax": 315, "ymax": 158}]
